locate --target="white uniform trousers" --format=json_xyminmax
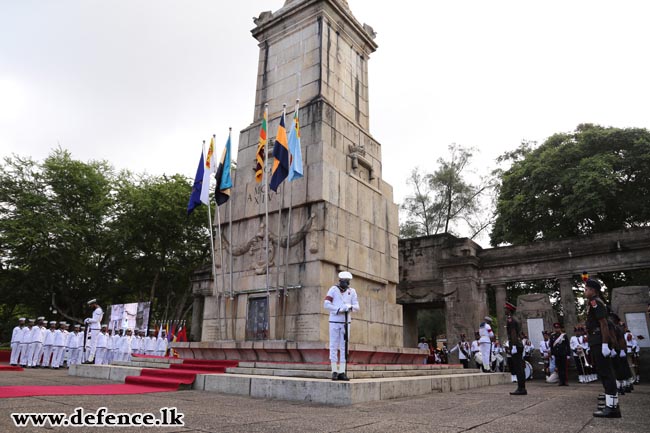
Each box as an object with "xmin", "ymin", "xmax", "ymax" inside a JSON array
[
  {"xmin": 67, "ymin": 348, "xmax": 81, "ymax": 366},
  {"xmin": 329, "ymin": 322, "xmax": 350, "ymax": 372},
  {"xmin": 56, "ymin": 346, "xmax": 66, "ymax": 367},
  {"xmin": 50, "ymin": 346, "xmax": 63, "ymax": 368},
  {"xmin": 29, "ymin": 342, "xmax": 43, "ymax": 367},
  {"xmin": 94, "ymin": 348, "xmax": 108, "ymax": 365},
  {"xmin": 18, "ymin": 343, "xmax": 29, "ymax": 366},
  {"xmin": 10, "ymin": 342, "xmax": 20, "ymax": 365},
  {"xmin": 154, "ymin": 350, "xmax": 165, "ymax": 357},
  {"xmin": 479, "ymin": 342, "xmax": 492, "ymax": 371},
  {"xmin": 41, "ymin": 345, "xmax": 53, "ymax": 367},
  {"xmin": 87, "ymin": 329, "xmax": 100, "ymax": 361}
]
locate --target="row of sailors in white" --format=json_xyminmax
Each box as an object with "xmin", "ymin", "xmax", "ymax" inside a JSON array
[
  {"xmin": 10, "ymin": 318, "xmax": 168, "ymax": 367},
  {"xmin": 93, "ymin": 327, "xmax": 168, "ymax": 365},
  {"xmin": 10, "ymin": 318, "xmax": 85, "ymax": 368}
]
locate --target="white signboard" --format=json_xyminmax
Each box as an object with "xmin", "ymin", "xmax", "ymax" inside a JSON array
[
  {"xmin": 527, "ymin": 318, "xmax": 545, "ymax": 350},
  {"xmin": 108, "ymin": 301, "xmax": 151, "ymax": 333},
  {"xmin": 625, "ymin": 312, "xmax": 650, "ymax": 348}
]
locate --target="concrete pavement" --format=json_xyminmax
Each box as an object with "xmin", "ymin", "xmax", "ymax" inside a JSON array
[{"xmin": 0, "ymin": 368, "xmax": 648, "ymax": 433}]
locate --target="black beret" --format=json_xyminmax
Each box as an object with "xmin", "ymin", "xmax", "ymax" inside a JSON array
[{"xmin": 585, "ymin": 278, "xmax": 601, "ymax": 291}]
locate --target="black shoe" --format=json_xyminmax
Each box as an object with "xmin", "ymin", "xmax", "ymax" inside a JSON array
[
  {"xmin": 593, "ymin": 406, "xmax": 621, "ymax": 418},
  {"xmin": 624, "ymin": 385, "xmax": 632, "ymax": 393},
  {"xmin": 337, "ymin": 373, "xmax": 350, "ymax": 381},
  {"xmin": 510, "ymin": 388, "xmax": 527, "ymax": 395},
  {"xmin": 618, "ymin": 388, "xmax": 625, "ymax": 395},
  {"xmin": 331, "ymin": 372, "xmax": 338, "ymax": 381}
]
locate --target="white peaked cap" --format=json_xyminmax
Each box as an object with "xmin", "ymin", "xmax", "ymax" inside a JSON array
[{"xmin": 338, "ymin": 271, "xmax": 353, "ymax": 280}]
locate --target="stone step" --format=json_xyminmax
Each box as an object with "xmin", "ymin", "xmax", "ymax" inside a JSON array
[
  {"xmin": 227, "ymin": 366, "xmax": 470, "ymax": 379},
  {"xmin": 129, "ymin": 356, "xmax": 183, "ymax": 364},
  {"xmin": 197, "ymin": 372, "xmax": 511, "ymax": 405},
  {"xmin": 111, "ymin": 360, "xmax": 172, "ymax": 369},
  {"xmin": 68, "ymin": 363, "xmax": 143, "ymax": 382},
  {"xmin": 236, "ymin": 361, "xmax": 461, "ymax": 371}
]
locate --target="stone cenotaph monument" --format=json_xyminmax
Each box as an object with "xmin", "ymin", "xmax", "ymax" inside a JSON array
[{"xmin": 177, "ymin": 0, "xmax": 423, "ymax": 363}]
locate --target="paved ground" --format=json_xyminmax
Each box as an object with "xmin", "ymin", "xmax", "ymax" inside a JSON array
[{"xmin": 0, "ymin": 368, "xmax": 648, "ymax": 433}]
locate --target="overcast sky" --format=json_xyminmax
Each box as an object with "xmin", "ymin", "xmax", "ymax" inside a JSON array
[{"xmin": 2, "ymin": 0, "xmax": 650, "ymax": 237}]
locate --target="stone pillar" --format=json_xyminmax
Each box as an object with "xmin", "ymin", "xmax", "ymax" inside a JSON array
[
  {"xmin": 402, "ymin": 305, "xmax": 418, "ymax": 348},
  {"xmin": 190, "ymin": 296, "xmax": 204, "ymax": 342},
  {"xmin": 494, "ymin": 283, "xmax": 507, "ymax": 340},
  {"xmin": 558, "ymin": 277, "xmax": 577, "ymax": 333}
]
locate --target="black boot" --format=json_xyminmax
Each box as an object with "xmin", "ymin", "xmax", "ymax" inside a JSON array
[
  {"xmin": 337, "ymin": 372, "xmax": 350, "ymax": 381},
  {"xmin": 510, "ymin": 388, "xmax": 527, "ymax": 395},
  {"xmin": 593, "ymin": 395, "xmax": 621, "ymax": 418},
  {"xmin": 331, "ymin": 372, "xmax": 338, "ymax": 381},
  {"xmin": 593, "ymin": 406, "xmax": 621, "ymax": 418}
]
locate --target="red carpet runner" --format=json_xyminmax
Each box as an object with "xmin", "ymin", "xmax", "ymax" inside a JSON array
[{"xmin": 0, "ymin": 359, "xmax": 237, "ymax": 398}]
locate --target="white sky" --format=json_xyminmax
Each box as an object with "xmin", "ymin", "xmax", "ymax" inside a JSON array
[{"xmin": 2, "ymin": 0, "xmax": 650, "ymax": 241}]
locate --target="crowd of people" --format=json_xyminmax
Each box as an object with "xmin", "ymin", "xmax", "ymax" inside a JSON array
[
  {"xmin": 8, "ymin": 299, "xmax": 169, "ymax": 369},
  {"xmin": 437, "ymin": 278, "xmax": 644, "ymax": 419}
]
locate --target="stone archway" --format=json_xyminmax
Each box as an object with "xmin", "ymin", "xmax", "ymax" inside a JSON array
[{"xmin": 399, "ymin": 227, "xmax": 650, "ymax": 357}]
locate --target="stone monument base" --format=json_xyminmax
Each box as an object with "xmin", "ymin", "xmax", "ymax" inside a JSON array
[{"xmin": 171, "ymin": 341, "xmax": 427, "ymax": 364}]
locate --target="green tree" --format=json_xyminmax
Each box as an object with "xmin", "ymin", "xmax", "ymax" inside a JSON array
[
  {"xmin": 0, "ymin": 149, "xmax": 116, "ymax": 327},
  {"xmin": 491, "ymin": 125, "xmax": 650, "ymax": 301},
  {"xmin": 110, "ymin": 173, "xmax": 210, "ymax": 322},
  {"xmin": 400, "ymin": 144, "xmax": 495, "ymax": 239},
  {"xmin": 0, "ymin": 150, "xmax": 210, "ymax": 339},
  {"xmin": 491, "ymin": 124, "xmax": 650, "ymax": 246}
]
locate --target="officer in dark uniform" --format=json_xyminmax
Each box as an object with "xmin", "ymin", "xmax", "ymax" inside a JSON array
[
  {"xmin": 505, "ymin": 302, "xmax": 526, "ymax": 395},
  {"xmin": 584, "ymin": 278, "xmax": 621, "ymax": 418},
  {"xmin": 549, "ymin": 322, "xmax": 570, "ymax": 386}
]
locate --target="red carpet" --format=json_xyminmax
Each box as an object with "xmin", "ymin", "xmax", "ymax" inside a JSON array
[
  {"xmin": 0, "ymin": 358, "xmax": 238, "ymax": 399},
  {"xmin": 0, "ymin": 383, "xmax": 178, "ymax": 398},
  {"xmin": 0, "ymin": 365, "xmax": 24, "ymax": 372}
]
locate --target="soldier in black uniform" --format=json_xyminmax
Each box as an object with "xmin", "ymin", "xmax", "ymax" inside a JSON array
[
  {"xmin": 549, "ymin": 322, "xmax": 570, "ymax": 386},
  {"xmin": 584, "ymin": 278, "xmax": 621, "ymax": 418},
  {"xmin": 505, "ymin": 302, "xmax": 527, "ymax": 395}
]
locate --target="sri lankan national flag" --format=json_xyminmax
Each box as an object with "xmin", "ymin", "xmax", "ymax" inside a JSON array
[
  {"xmin": 254, "ymin": 106, "xmax": 268, "ymax": 183},
  {"xmin": 269, "ymin": 110, "xmax": 289, "ymax": 192}
]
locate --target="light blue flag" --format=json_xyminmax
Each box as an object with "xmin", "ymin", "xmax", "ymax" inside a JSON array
[{"xmin": 287, "ymin": 109, "xmax": 303, "ymax": 181}]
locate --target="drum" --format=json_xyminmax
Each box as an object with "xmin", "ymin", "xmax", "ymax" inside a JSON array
[
  {"xmin": 546, "ymin": 371, "xmax": 559, "ymax": 383},
  {"xmin": 524, "ymin": 361, "xmax": 532, "ymax": 380},
  {"xmin": 474, "ymin": 351, "xmax": 483, "ymax": 366}
]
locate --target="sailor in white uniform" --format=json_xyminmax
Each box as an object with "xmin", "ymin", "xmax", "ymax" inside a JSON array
[
  {"xmin": 28, "ymin": 317, "xmax": 46, "ymax": 367},
  {"xmin": 67, "ymin": 324, "xmax": 82, "ymax": 366},
  {"xmin": 10, "ymin": 318, "xmax": 25, "ymax": 366},
  {"xmin": 94, "ymin": 324, "xmax": 109, "ymax": 365},
  {"xmin": 155, "ymin": 330, "xmax": 168, "ymax": 357},
  {"xmin": 323, "ymin": 271, "xmax": 359, "ymax": 381},
  {"xmin": 18, "ymin": 319, "xmax": 34, "ymax": 367},
  {"xmin": 50, "ymin": 322, "xmax": 65, "ymax": 369},
  {"xmin": 83, "ymin": 298, "xmax": 104, "ymax": 362},
  {"xmin": 478, "ymin": 316, "xmax": 494, "ymax": 372}
]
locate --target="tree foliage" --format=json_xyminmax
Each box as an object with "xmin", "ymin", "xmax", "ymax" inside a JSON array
[
  {"xmin": 400, "ymin": 144, "xmax": 495, "ymax": 240},
  {"xmin": 491, "ymin": 124, "xmax": 650, "ymax": 246},
  {"xmin": 0, "ymin": 150, "xmax": 209, "ymax": 340}
]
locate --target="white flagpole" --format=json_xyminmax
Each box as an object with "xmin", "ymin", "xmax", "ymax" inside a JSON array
[
  {"xmin": 263, "ymin": 104, "xmax": 270, "ymax": 339},
  {"xmin": 215, "ymin": 133, "xmax": 230, "ymax": 340},
  {"xmin": 228, "ymin": 127, "xmax": 235, "ymax": 339},
  {"xmin": 284, "ymin": 99, "xmax": 299, "ymax": 297},
  {"xmin": 275, "ymin": 104, "xmax": 287, "ymax": 297},
  {"xmin": 204, "ymin": 140, "xmax": 221, "ymax": 341}
]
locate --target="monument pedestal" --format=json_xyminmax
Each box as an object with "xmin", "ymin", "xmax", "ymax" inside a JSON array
[{"xmin": 172, "ymin": 340, "xmax": 427, "ymax": 364}]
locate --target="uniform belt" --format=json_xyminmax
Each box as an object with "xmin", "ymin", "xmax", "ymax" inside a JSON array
[{"xmin": 329, "ymin": 321, "xmax": 350, "ymax": 324}]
